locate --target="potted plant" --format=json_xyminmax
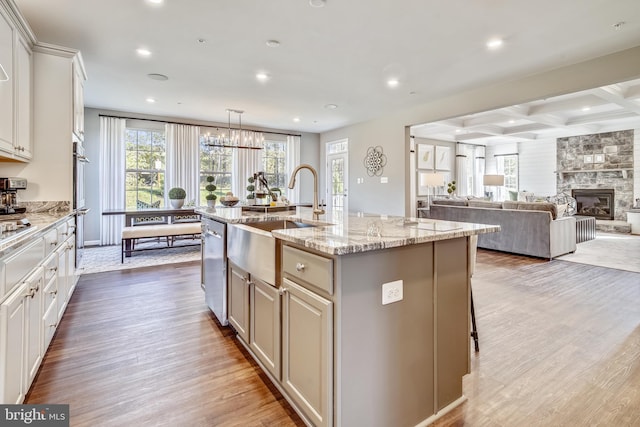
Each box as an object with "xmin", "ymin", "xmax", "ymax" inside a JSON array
[
  {"xmin": 246, "ymin": 175, "xmax": 256, "ymax": 204},
  {"xmin": 205, "ymin": 176, "xmax": 217, "ymax": 207},
  {"xmin": 447, "ymin": 181, "xmax": 457, "ymax": 197},
  {"xmin": 168, "ymin": 187, "xmax": 186, "ymax": 209}
]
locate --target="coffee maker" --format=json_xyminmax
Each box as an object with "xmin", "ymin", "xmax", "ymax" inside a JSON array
[{"xmin": 0, "ymin": 177, "xmax": 27, "ymax": 215}]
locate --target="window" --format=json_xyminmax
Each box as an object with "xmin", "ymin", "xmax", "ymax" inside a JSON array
[
  {"xmin": 262, "ymin": 140, "xmax": 287, "ymax": 193},
  {"xmin": 199, "ymin": 136, "xmax": 233, "ymax": 201},
  {"xmin": 125, "ymin": 128, "xmax": 166, "ymax": 209},
  {"xmin": 497, "ymin": 154, "xmax": 519, "ymax": 191}
]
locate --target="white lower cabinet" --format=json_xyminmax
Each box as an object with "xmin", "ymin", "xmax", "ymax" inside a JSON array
[
  {"xmin": 249, "ymin": 277, "xmax": 281, "ymax": 379},
  {"xmin": 0, "ymin": 282, "xmax": 27, "ymax": 404},
  {"xmin": 0, "ymin": 216, "xmax": 77, "ymax": 404},
  {"xmin": 281, "ymin": 278, "xmax": 333, "ymax": 427}
]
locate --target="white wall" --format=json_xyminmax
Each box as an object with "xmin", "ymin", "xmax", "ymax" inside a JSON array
[
  {"xmin": 518, "ymin": 139, "xmax": 557, "ymax": 197},
  {"xmin": 635, "ymin": 128, "xmax": 640, "ymax": 207},
  {"xmin": 321, "ymin": 45, "xmax": 640, "ymax": 216}
]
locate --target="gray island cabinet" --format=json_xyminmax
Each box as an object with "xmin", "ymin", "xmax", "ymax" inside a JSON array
[{"xmin": 196, "ymin": 207, "xmax": 499, "ymax": 427}]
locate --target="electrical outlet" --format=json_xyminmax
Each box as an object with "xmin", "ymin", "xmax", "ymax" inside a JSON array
[{"xmin": 382, "ymin": 280, "xmax": 403, "ymax": 305}]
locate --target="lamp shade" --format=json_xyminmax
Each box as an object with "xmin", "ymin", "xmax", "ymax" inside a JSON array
[
  {"xmin": 483, "ymin": 174, "xmax": 504, "ymax": 186},
  {"xmin": 421, "ymin": 172, "xmax": 444, "ymax": 187}
]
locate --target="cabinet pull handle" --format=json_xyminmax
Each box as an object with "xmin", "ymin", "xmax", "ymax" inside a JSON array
[
  {"xmin": 49, "ymin": 323, "xmax": 57, "ymax": 328},
  {"xmin": 278, "ymin": 287, "xmax": 287, "ymax": 295},
  {"xmin": 26, "ymin": 289, "xmax": 35, "ymax": 298},
  {"xmin": 50, "ymin": 241, "xmax": 58, "ymax": 246},
  {"xmin": 50, "ymin": 290, "xmax": 58, "ymax": 295},
  {"xmin": 295, "ymin": 262, "xmax": 306, "ymax": 272},
  {"xmin": 49, "ymin": 266, "xmax": 58, "ymax": 272}
]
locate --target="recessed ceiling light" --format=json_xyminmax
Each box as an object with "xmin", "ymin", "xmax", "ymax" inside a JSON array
[
  {"xmin": 197, "ymin": 38, "xmax": 207, "ymax": 44},
  {"xmin": 136, "ymin": 48, "xmax": 151, "ymax": 57},
  {"xmin": 293, "ymin": 117, "xmax": 301, "ymax": 123},
  {"xmin": 147, "ymin": 0, "xmax": 163, "ymax": 4},
  {"xmin": 266, "ymin": 39, "xmax": 280, "ymax": 48},
  {"xmin": 509, "ymin": 119, "xmax": 515, "ymax": 124},
  {"xmin": 256, "ymin": 72, "xmax": 269, "ymax": 82},
  {"xmin": 486, "ymin": 38, "xmax": 503, "ymax": 49},
  {"xmin": 147, "ymin": 73, "xmax": 168, "ymax": 81},
  {"xmin": 324, "ymin": 104, "xmax": 337, "ymax": 109},
  {"xmin": 582, "ymin": 106, "xmax": 591, "ymax": 111},
  {"xmin": 146, "ymin": 97, "xmax": 156, "ymax": 103},
  {"xmin": 455, "ymin": 129, "xmax": 462, "ymax": 133},
  {"xmin": 387, "ymin": 79, "xmax": 399, "ymax": 88},
  {"xmin": 613, "ymin": 21, "xmax": 625, "ymax": 30},
  {"xmin": 309, "ymin": 0, "xmax": 326, "ymax": 7}
]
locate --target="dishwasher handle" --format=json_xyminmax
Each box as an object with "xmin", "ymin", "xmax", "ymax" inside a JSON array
[{"xmin": 204, "ymin": 229, "xmax": 222, "ymax": 239}]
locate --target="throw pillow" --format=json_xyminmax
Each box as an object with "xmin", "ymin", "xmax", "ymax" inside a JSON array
[
  {"xmin": 516, "ymin": 201, "xmax": 558, "ymax": 219},
  {"xmin": 508, "ymin": 190, "xmax": 518, "ymax": 201},
  {"xmin": 556, "ymin": 203, "xmax": 568, "ymax": 217}
]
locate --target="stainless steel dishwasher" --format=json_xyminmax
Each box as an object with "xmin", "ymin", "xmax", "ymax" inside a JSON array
[{"xmin": 202, "ymin": 217, "xmax": 227, "ymax": 326}]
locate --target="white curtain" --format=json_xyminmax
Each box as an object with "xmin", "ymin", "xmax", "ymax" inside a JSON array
[
  {"xmin": 99, "ymin": 116, "xmax": 126, "ymax": 245},
  {"xmin": 286, "ymin": 135, "xmax": 301, "ymax": 202},
  {"xmin": 474, "ymin": 146, "xmax": 486, "ymax": 197},
  {"xmin": 166, "ymin": 123, "xmax": 200, "ymax": 205},
  {"xmin": 455, "ymin": 144, "xmax": 468, "ymax": 197},
  {"xmin": 232, "ymin": 130, "xmax": 264, "ymax": 200}
]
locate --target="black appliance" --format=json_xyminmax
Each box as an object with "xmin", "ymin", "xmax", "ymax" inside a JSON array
[{"xmin": 0, "ymin": 177, "xmax": 28, "ymax": 215}]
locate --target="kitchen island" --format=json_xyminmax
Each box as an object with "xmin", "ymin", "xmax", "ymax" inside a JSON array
[{"xmin": 196, "ymin": 206, "xmax": 498, "ymax": 427}]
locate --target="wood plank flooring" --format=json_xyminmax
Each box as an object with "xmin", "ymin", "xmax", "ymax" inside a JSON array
[{"xmin": 25, "ymin": 251, "xmax": 640, "ymax": 426}]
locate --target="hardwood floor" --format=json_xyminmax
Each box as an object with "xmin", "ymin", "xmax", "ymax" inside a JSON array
[
  {"xmin": 25, "ymin": 261, "xmax": 304, "ymax": 427},
  {"xmin": 26, "ymin": 251, "xmax": 640, "ymax": 426}
]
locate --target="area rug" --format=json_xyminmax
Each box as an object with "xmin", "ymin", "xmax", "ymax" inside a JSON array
[
  {"xmin": 557, "ymin": 232, "xmax": 640, "ymax": 273},
  {"xmin": 78, "ymin": 242, "xmax": 200, "ymax": 275}
]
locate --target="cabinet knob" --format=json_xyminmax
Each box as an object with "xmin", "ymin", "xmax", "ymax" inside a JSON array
[
  {"xmin": 295, "ymin": 262, "xmax": 306, "ymax": 272},
  {"xmin": 278, "ymin": 287, "xmax": 287, "ymax": 295}
]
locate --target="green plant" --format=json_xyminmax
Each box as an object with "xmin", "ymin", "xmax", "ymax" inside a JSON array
[
  {"xmin": 205, "ymin": 176, "xmax": 217, "ymax": 201},
  {"xmin": 447, "ymin": 181, "xmax": 457, "ymax": 195},
  {"xmin": 168, "ymin": 187, "xmax": 186, "ymax": 199}
]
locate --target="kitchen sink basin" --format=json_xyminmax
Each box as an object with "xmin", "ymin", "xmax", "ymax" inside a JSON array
[
  {"xmin": 227, "ymin": 220, "xmax": 317, "ymax": 285},
  {"xmin": 246, "ymin": 220, "xmax": 316, "ymax": 232}
]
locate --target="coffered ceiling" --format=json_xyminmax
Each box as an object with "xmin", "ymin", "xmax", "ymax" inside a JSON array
[
  {"xmin": 411, "ymin": 78, "xmax": 640, "ymax": 145},
  {"xmin": 11, "ymin": 0, "xmax": 640, "ymax": 134}
]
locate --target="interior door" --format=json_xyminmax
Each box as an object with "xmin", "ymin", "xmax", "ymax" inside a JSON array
[{"xmin": 326, "ymin": 140, "xmax": 348, "ymax": 214}]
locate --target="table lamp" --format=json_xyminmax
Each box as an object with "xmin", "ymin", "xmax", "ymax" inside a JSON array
[
  {"xmin": 421, "ymin": 172, "xmax": 444, "ymax": 208},
  {"xmin": 483, "ymin": 174, "xmax": 504, "ymax": 201}
]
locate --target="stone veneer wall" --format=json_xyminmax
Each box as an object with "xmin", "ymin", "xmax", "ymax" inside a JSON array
[{"xmin": 557, "ymin": 129, "xmax": 634, "ymax": 221}]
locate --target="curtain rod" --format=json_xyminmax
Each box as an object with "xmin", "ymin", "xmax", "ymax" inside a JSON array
[
  {"xmin": 493, "ymin": 153, "xmax": 519, "ymax": 157},
  {"xmin": 98, "ymin": 114, "xmax": 302, "ymax": 138}
]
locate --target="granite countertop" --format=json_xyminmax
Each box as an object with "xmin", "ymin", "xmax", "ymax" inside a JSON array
[
  {"xmin": 0, "ymin": 211, "xmax": 73, "ymax": 254},
  {"xmin": 196, "ymin": 206, "xmax": 500, "ymax": 255}
]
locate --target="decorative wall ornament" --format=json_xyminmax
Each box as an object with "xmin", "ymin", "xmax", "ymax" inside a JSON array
[{"xmin": 363, "ymin": 146, "xmax": 387, "ymax": 176}]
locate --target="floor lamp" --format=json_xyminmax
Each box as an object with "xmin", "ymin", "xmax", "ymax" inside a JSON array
[
  {"xmin": 483, "ymin": 174, "xmax": 504, "ymax": 201},
  {"xmin": 421, "ymin": 172, "xmax": 445, "ymax": 208}
]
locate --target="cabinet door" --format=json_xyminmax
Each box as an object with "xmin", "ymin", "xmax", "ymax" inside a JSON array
[
  {"xmin": 0, "ymin": 284, "xmax": 26, "ymax": 404},
  {"xmin": 0, "ymin": 10, "xmax": 14, "ymax": 154},
  {"xmin": 64, "ymin": 235, "xmax": 77, "ymax": 296},
  {"xmin": 24, "ymin": 269, "xmax": 43, "ymax": 388},
  {"xmin": 228, "ymin": 263, "xmax": 250, "ymax": 343},
  {"xmin": 55, "ymin": 245, "xmax": 68, "ymax": 322},
  {"xmin": 14, "ymin": 32, "xmax": 32, "ymax": 159},
  {"xmin": 281, "ymin": 278, "xmax": 333, "ymax": 427},
  {"xmin": 72, "ymin": 60, "xmax": 84, "ymax": 140},
  {"xmin": 249, "ymin": 278, "xmax": 281, "ymax": 378}
]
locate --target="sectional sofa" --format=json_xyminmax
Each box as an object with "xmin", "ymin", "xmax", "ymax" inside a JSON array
[{"xmin": 429, "ymin": 199, "xmax": 577, "ymax": 259}]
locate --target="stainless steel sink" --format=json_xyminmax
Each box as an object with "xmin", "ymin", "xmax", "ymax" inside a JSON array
[{"xmin": 227, "ymin": 220, "xmax": 317, "ymax": 285}]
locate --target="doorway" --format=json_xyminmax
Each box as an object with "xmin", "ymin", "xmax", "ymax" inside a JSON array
[{"xmin": 326, "ymin": 139, "xmax": 348, "ymax": 215}]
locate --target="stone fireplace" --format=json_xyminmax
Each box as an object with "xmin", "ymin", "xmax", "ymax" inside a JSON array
[
  {"xmin": 572, "ymin": 189, "xmax": 615, "ymax": 220},
  {"xmin": 557, "ymin": 129, "xmax": 634, "ymax": 222}
]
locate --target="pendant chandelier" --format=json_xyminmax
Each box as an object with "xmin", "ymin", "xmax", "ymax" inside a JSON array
[{"xmin": 206, "ymin": 109, "xmax": 263, "ymax": 150}]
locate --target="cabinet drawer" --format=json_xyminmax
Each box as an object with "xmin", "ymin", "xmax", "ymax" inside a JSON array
[
  {"xmin": 1, "ymin": 237, "xmax": 44, "ymax": 300},
  {"xmin": 283, "ymin": 245, "xmax": 333, "ymax": 295},
  {"xmin": 43, "ymin": 274, "xmax": 57, "ymax": 314},
  {"xmin": 43, "ymin": 228, "xmax": 58, "ymax": 255}
]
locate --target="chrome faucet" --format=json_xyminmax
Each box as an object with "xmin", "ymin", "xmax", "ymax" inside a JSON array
[{"xmin": 288, "ymin": 164, "xmax": 325, "ymax": 220}]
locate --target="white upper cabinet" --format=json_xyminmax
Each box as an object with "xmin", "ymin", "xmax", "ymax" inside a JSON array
[{"xmin": 0, "ymin": 2, "xmax": 33, "ymax": 161}]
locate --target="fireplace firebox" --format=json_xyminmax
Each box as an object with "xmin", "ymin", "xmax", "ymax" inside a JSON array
[{"xmin": 571, "ymin": 189, "xmax": 615, "ymax": 220}]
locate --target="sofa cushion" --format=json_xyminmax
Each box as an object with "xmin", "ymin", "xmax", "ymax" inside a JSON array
[
  {"xmin": 502, "ymin": 201, "xmax": 519, "ymax": 210},
  {"xmin": 432, "ymin": 198, "xmax": 468, "ymax": 206},
  {"xmin": 516, "ymin": 201, "xmax": 558, "ymax": 219},
  {"xmin": 468, "ymin": 200, "xmax": 503, "ymax": 209}
]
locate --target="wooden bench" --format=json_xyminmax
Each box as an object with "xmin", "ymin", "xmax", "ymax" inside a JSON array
[{"xmin": 121, "ymin": 222, "xmax": 201, "ymax": 262}]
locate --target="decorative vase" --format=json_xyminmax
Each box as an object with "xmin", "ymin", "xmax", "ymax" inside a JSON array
[
  {"xmin": 207, "ymin": 199, "xmax": 215, "ymax": 208},
  {"xmin": 170, "ymin": 198, "xmax": 184, "ymax": 209}
]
